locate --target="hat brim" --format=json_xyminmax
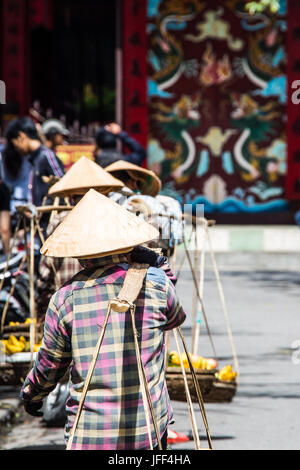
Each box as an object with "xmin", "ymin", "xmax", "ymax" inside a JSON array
[
  {"xmin": 106, "ymin": 161, "xmax": 162, "ymax": 197},
  {"xmin": 48, "ymin": 156, "xmax": 124, "ymax": 198},
  {"xmin": 41, "ymin": 189, "xmax": 159, "ymax": 258}
]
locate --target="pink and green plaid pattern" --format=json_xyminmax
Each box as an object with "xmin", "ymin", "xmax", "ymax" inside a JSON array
[{"xmin": 21, "ymin": 254, "xmax": 186, "ymax": 450}]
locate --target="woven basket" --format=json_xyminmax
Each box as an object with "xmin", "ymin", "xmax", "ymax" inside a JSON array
[
  {"xmin": 2, "ymin": 322, "xmax": 43, "ymax": 341},
  {"xmin": 204, "ymin": 378, "xmax": 237, "ymax": 403},
  {"xmin": 165, "ymin": 367, "xmax": 237, "ymax": 403}
]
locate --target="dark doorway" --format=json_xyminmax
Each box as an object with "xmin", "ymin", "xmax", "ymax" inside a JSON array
[{"xmin": 30, "ymin": 0, "xmax": 116, "ymax": 130}]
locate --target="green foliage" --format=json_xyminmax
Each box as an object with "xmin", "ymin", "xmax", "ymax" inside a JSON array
[{"xmin": 245, "ymin": 0, "xmax": 280, "ymax": 14}]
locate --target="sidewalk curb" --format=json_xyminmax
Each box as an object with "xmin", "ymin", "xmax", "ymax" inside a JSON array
[{"xmin": 184, "ymin": 224, "xmax": 300, "ymax": 253}]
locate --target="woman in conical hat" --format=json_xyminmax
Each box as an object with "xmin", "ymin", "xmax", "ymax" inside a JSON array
[
  {"xmin": 105, "ymin": 160, "xmax": 161, "ymax": 197},
  {"xmin": 48, "ymin": 156, "xmax": 124, "ymax": 199},
  {"xmin": 37, "ymin": 157, "xmax": 124, "ymax": 317},
  {"xmin": 41, "ymin": 189, "xmax": 160, "ymax": 258},
  {"xmin": 20, "ymin": 189, "xmax": 186, "ymax": 450},
  {"xmin": 106, "ymin": 160, "xmax": 183, "ymax": 258}
]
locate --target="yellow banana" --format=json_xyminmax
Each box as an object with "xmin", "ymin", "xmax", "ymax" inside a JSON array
[
  {"xmin": 215, "ymin": 365, "xmax": 237, "ymax": 382},
  {"xmin": 5, "ymin": 343, "xmax": 22, "ymax": 355},
  {"xmin": 34, "ymin": 342, "xmax": 42, "ymax": 353},
  {"xmin": 4, "ymin": 335, "xmax": 27, "ymax": 354},
  {"xmin": 8, "ymin": 335, "xmax": 20, "ymax": 347},
  {"xmin": 168, "ymin": 351, "xmax": 181, "ymax": 366}
]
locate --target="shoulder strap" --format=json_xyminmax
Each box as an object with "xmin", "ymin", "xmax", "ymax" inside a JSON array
[{"xmin": 110, "ymin": 263, "xmax": 149, "ymax": 312}]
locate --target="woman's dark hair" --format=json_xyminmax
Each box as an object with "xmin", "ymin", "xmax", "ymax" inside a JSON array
[
  {"xmin": 111, "ymin": 170, "xmax": 131, "ymax": 184},
  {"xmin": 112, "ymin": 170, "xmax": 142, "ymax": 190},
  {"xmin": 3, "ymin": 117, "xmax": 40, "ymax": 179},
  {"xmin": 5, "ymin": 116, "xmax": 40, "ymax": 142},
  {"xmin": 95, "ymin": 128, "xmax": 117, "ymax": 149},
  {"xmin": 2, "ymin": 142, "xmax": 23, "ymax": 179}
]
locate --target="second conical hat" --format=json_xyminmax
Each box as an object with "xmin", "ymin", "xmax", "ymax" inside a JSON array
[
  {"xmin": 41, "ymin": 189, "xmax": 159, "ymax": 258},
  {"xmin": 105, "ymin": 160, "xmax": 161, "ymax": 197},
  {"xmin": 48, "ymin": 156, "xmax": 124, "ymax": 197}
]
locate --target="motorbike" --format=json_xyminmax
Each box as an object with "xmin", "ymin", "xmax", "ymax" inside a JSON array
[{"xmin": 0, "ymin": 250, "xmax": 30, "ymax": 330}]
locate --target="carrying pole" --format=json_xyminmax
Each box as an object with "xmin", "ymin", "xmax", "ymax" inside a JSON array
[
  {"xmin": 178, "ymin": 326, "xmax": 213, "ymax": 450},
  {"xmin": 193, "ymin": 221, "xmax": 206, "ymax": 354},
  {"xmin": 183, "ymin": 235, "xmax": 217, "ymax": 360},
  {"xmin": 205, "ymin": 223, "xmax": 240, "ymax": 379},
  {"xmin": 29, "ymin": 216, "xmax": 36, "ymax": 363},
  {"xmin": 173, "ymin": 328, "xmax": 201, "ymax": 449},
  {"xmin": 66, "ymin": 301, "xmax": 113, "ymax": 450},
  {"xmin": 191, "ymin": 226, "xmax": 200, "ymax": 354},
  {"xmin": 130, "ymin": 303, "xmax": 161, "ymax": 450}
]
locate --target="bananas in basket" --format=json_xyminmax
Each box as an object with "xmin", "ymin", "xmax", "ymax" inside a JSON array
[
  {"xmin": 2, "ymin": 319, "xmax": 43, "ymax": 356},
  {"xmin": 214, "ymin": 365, "xmax": 237, "ymax": 383},
  {"xmin": 2, "ymin": 335, "xmax": 42, "ymax": 355},
  {"xmin": 168, "ymin": 351, "xmax": 218, "ymax": 371}
]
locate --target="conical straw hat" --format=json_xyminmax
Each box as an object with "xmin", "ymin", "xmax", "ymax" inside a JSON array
[
  {"xmin": 105, "ymin": 160, "xmax": 161, "ymax": 197},
  {"xmin": 48, "ymin": 156, "xmax": 124, "ymax": 197},
  {"xmin": 41, "ymin": 189, "xmax": 159, "ymax": 258}
]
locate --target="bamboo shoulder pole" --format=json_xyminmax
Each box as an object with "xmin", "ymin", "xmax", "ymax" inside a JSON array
[
  {"xmin": 205, "ymin": 224, "xmax": 239, "ymax": 378},
  {"xmin": 29, "ymin": 216, "xmax": 36, "ymax": 363},
  {"xmin": 191, "ymin": 226, "xmax": 200, "ymax": 354}
]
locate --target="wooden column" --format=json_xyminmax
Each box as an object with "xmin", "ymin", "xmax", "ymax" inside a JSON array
[
  {"xmin": 122, "ymin": 0, "xmax": 148, "ymax": 152},
  {"xmin": 1, "ymin": 0, "xmax": 31, "ymax": 116}
]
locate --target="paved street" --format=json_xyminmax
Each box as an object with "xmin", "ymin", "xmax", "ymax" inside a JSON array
[
  {"xmin": 1, "ymin": 253, "xmax": 300, "ymax": 451},
  {"xmin": 172, "ymin": 259, "xmax": 300, "ymax": 450}
]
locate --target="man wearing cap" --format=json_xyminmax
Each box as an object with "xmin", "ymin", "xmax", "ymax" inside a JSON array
[
  {"xmin": 20, "ymin": 189, "xmax": 186, "ymax": 450},
  {"xmin": 42, "ymin": 119, "xmax": 70, "ymax": 153}
]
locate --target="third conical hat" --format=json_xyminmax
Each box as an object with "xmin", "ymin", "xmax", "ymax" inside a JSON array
[
  {"xmin": 41, "ymin": 189, "xmax": 159, "ymax": 258},
  {"xmin": 105, "ymin": 160, "xmax": 161, "ymax": 197},
  {"xmin": 48, "ymin": 156, "xmax": 124, "ymax": 197}
]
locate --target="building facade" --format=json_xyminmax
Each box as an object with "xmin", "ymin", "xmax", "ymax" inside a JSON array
[{"xmin": 1, "ymin": 0, "xmax": 300, "ymax": 220}]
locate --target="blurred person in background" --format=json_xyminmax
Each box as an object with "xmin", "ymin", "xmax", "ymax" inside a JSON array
[
  {"xmin": 0, "ymin": 179, "xmax": 11, "ymax": 254},
  {"xmin": 41, "ymin": 119, "xmax": 70, "ymax": 153},
  {"xmin": 4, "ymin": 117, "xmax": 65, "ymax": 237},
  {"xmin": 0, "ymin": 142, "xmax": 32, "ymax": 220},
  {"xmin": 94, "ymin": 122, "xmax": 146, "ymax": 168},
  {"xmin": 4, "ymin": 117, "xmax": 65, "ymax": 205}
]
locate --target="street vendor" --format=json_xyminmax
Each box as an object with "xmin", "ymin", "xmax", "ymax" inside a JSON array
[
  {"xmin": 36, "ymin": 156, "xmax": 125, "ymax": 317},
  {"xmin": 38, "ymin": 157, "xmax": 178, "ymax": 316},
  {"xmin": 106, "ymin": 160, "xmax": 184, "ymax": 257},
  {"xmin": 20, "ymin": 189, "xmax": 186, "ymax": 450}
]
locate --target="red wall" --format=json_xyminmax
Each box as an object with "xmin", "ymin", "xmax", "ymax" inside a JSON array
[{"xmin": 122, "ymin": 0, "xmax": 148, "ymax": 152}]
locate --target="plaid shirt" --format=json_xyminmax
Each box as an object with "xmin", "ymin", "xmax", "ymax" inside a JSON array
[{"xmin": 21, "ymin": 254, "xmax": 186, "ymax": 450}]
